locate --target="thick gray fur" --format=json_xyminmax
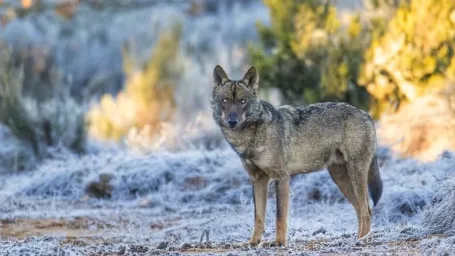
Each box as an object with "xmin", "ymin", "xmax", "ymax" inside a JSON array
[{"xmin": 211, "ymin": 65, "xmax": 383, "ymax": 246}]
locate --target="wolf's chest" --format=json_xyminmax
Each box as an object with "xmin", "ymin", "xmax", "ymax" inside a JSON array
[
  {"xmin": 222, "ymin": 129, "xmax": 256, "ymax": 157},
  {"xmin": 228, "ymin": 139, "xmax": 254, "ymax": 159},
  {"xmin": 245, "ymin": 146, "xmax": 285, "ymax": 178}
]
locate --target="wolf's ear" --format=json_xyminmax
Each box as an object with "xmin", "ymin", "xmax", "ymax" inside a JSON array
[
  {"xmin": 242, "ymin": 66, "xmax": 259, "ymax": 93},
  {"xmin": 213, "ymin": 65, "xmax": 228, "ymax": 86}
]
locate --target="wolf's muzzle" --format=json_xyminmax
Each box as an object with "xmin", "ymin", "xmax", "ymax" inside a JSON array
[{"xmin": 227, "ymin": 113, "xmax": 238, "ymax": 128}]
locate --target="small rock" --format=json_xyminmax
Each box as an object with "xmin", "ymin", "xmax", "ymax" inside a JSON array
[
  {"xmin": 181, "ymin": 243, "xmax": 192, "ymax": 250},
  {"xmin": 183, "ymin": 176, "xmax": 206, "ymax": 190},
  {"xmin": 241, "ymin": 242, "xmax": 251, "ymax": 249},
  {"xmin": 341, "ymin": 233, "xmax": 352, "ymax": 238},
  {"xmin": 441, "ymin": 150, "xmax": 453, "ymax": 159},
  {"xmin": 85, "ymin": 173, "xmax": 114, "ymax": 199},
  {"xmin": 139, "ymin": 198, "xmax": 152, "ymax": 207},
  {"xmin": 156, "ymin": 241, "xmax": 168, "ymax": 250},
  {"xmin": 129, "ymin": 245, "xmax": 148, "ymax": 253},
  {"xmin": 232, "ymin": 244, "xmax": 241, "ymax": 249},
  {"xmin": 117, "ymin": 246, "xmax": 126, "ymax": 255},
  {"xmin": 198, "ymin": 242, "xmax": 212, "ymax": 249},
  {"xmin": 312, "ymin": 227, "xmax": 327, "ymax": 236},
  {"xmin": 164, "ymin": 205, "xmax": 178, "ymax": 213}
]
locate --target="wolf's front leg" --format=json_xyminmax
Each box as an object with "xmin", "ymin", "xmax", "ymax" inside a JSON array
[
  {"xmin": 274, "ymin": 178, "xmax": 290, "ymax": 247},
  {"xmin": 249, "ymin": 175, "xmax": 270, "ymax": 246}
]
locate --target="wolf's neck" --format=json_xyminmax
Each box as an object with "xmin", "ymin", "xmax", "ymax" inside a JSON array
[{"xmin": 222, "ymin": 123, "xmax": 258, "ymax": 159}]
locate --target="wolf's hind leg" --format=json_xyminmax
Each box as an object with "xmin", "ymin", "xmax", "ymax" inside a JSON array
[
  {"xmin": 346, "ymin": 160, "xmax": 371, "ymax": 239},
  {"xmin": 328, "ymin": 163, "xmax": 361, "ymax": 234}
]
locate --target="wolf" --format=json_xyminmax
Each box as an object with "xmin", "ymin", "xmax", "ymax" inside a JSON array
[{"xmin": 211, "ymin": 65, "xmax": 383, "ymax": 247}]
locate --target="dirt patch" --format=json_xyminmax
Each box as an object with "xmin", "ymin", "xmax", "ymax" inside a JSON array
[
  {"xmin": 0, "ymin": 216, "xmax": 449, "ymax": 255},
  {"xmin": 0, "ymin": 216, "xmax": 110, "ymax": 239}
]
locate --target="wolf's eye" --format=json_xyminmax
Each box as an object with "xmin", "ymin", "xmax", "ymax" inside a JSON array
[
  {"xmin": 222, "ymin": 98, "xmax": 228, "ymax": 104},
  {"xmin": 241, "ymin": 98, "xmax": 247, "ymax": 104}
]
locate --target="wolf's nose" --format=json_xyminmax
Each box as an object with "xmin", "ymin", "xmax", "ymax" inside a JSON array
[
  {"xmin": 227, "ymin": 113, "xmax": 238, "ymax": 128},
  {"xmin": 228, "ymin": 120, "xmax": 238, "ymax": 128}
]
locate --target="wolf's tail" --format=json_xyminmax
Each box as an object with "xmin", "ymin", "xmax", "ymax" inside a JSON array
[{"xmin": 368, "ymin": 154, "xmax": 383, "ymax": 206}]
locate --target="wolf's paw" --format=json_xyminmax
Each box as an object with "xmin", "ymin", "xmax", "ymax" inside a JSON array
[
  {"xmin": 356, "ymin": 230, "xmax": 372, "ymax": 245},
  {"xmin": 248, "ymin": 238, "xmax": 261, "ymax": 247},
  {"xmin": 270, "ymin": 241, "xmax": 286, "ymax": 248},
  {"xmin": 262, "ymin": 240, "xmax": 286, "ymax": 248},
  {"xmin": 358, "ymin": 230, "xmax": 372, "ymax": 240}
]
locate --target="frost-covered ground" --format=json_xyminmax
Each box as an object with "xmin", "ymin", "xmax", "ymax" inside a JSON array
[
  {"xmin": 1, "ymin": 147, "xmax": 455, "ymax": 255},
  {"xmin": 2, "ymin": 1, "xmax": 455, "ymax": 255}
]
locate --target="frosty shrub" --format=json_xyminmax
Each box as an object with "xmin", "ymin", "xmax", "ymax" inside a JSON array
[
  {"xmin": 422, "ymin": 177, "xmax": 455, "ymax": 235},
  {"xmin": 87, "ymin": 25, "xmax": 182, "ymax": 142},
  {"xmin": 0, "ymin": 46, "xmax": 86, "ymax": 165},
  {"xmin": 0, "ymin": 46, "xmax": 39, "ymax": 155},
  {"xmin": 0, "ymin": 123, "xmax": 36, "ymax": 173}
]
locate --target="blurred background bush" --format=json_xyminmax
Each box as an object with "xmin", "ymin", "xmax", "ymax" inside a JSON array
[
  {"xmin": 250, "ymin": 0, "xmax": 371, "ymax": 109},
  {"xmin": 0, "ymin": 0, "xmax": 455, "ymax": 171},
  {"xmin": 87, "ymin": 24, "xmax": 181, "ymax": 142}
]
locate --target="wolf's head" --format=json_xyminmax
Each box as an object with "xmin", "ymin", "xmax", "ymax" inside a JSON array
[{"xmin": 211, "ymin": 65, "xmax": 261, "ymax": 130}]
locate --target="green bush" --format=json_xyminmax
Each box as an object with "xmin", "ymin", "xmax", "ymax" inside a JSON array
[{"xmin": 250, "ymin": 0, "xmax": 370, "ymax": 109}]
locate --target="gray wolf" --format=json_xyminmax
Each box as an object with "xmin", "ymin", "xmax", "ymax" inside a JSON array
[{"xmin": 211, "ymin": 65, "xmax": 383, "ymax": 247}]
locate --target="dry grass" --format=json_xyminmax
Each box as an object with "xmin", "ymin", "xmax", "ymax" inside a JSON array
[{"xmin": 87, "ymin": 25, "xmax": 182, "ymax": 144}]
